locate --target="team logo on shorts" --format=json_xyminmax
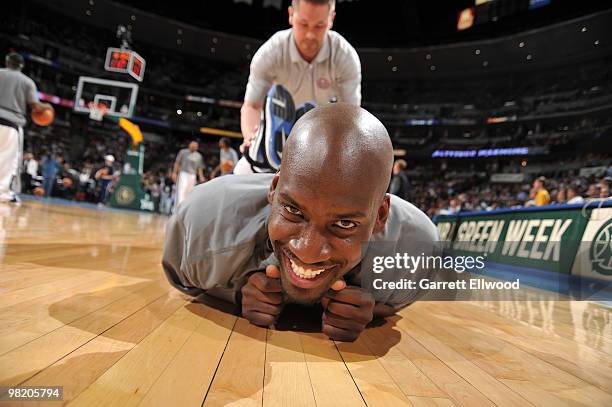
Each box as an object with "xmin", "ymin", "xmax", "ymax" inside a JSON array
[
  {"xmin": 116, "ymin": 185, "xmax": 136, "ymax": 205},
  {"xmin": 317, "ymin": 77, "xmax": 330, "ymax": 89},
  {"xmin": 590, "ymin": 218, "xmax": 612, "ymax": 276}
]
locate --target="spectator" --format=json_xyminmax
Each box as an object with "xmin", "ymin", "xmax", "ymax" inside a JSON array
[
  {"xmin": 41, "ymin": 153, "xmax": 62, "ymax": 197},
  {"xmin": 389, "ymin": 159, "xmax": 410, "ymax": 201},
  {"xmin": 555, "ymin": 188, "xmax": 566, "ymax": 204},
  {"xmin": 95, "ymin": 154, "xmax": 116, "ymax": 204},
  {"xmin": 599, "ymin": 177, "xmax": 611, "ymax": 199},
  {"xmin": 566, "ymin": 186, "xmax": 584, "ymax": 204},
  {"xmin": 532, "ymin": 176, "xmax": 550, "ymax": 206},
  {"xmin": 439, "ymin": 197, "xmax": 462, "ymax": 215},
  {"xmin": 22, "ymin": 152, "xmax": 38, "ymax": 193},
  {"xmin": 586, "ymin": 183, "xmax": 600, "ymax": 199}
]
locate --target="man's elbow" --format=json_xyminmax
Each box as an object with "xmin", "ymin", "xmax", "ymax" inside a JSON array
[{"xmin": 241, "ymin": 101, "xmax": 257, "ymax": 112}]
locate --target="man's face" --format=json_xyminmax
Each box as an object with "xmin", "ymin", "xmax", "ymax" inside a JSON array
[
  {"xmin": 189, "ymin": 142, "xmax": 198, "ymax": 152},
  {"xmin": 587, "ymin": 184, "xmax": 598, "ymax": 197},
  {"xmin": 267, "ymin": 169, "xmax": 389, "ymax": 306},
  {"xmin": 289, "ymin": 1, "xmax": 335, "ymax": 62}
]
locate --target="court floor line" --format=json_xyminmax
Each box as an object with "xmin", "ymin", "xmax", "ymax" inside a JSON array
[
  {"xmin": 0, "ymin": 278, "xmax": 166, "ymax": 356},
  {"xmin": 0, "ymin": 283, "xmax": 172, "ymax": 387},
  {"xmin": 198, "ymin": 317, "xmax": 238, "ymax": 406},
  {"xmin": 18, "ymin": 293, "xmax": 187, "ymax": 404},
  {"xmin": 424, "ymin": 301, "xmax": 612, "ymax": 394},
  {"xmin": 369, "ymin": 319, "xmax": 495, "ymax": 407},
  {"xmin": 399, "ymin": 304, "xmax": 612, "ymax": 406},
  {"xmin": 334, "ymin": 341, "xmax": 369, "ymax": 407}
]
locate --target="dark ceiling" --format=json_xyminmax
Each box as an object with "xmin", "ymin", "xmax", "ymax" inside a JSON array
[{"xmin": 115, "ymin": 0, "xmax": 610, "ymax": 47}]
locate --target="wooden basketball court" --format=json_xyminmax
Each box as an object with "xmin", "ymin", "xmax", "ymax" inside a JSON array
[{"xmin": 1, "ymin": 200, "xmax": 611, "ymax": 406}]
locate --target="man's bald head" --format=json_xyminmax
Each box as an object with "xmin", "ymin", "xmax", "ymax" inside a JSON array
[
  {"xmin": 267, "ymin": 103, "xmax": 394, "ymax": 305},
  {"xmin": 281, "ymin": 103, "xmax": 393, "ymax": 198}
]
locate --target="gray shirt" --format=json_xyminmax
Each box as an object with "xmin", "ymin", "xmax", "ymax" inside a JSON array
[
  {"xmin": 162, "ymin": 174, "xmax": 440, "ymax": 307},
  {"xmin": 175, "ymin": 148, "xmax": 204, "ymax": 175},
  {"xmin": 0, "ymin": 68, "xmax": 39, "ymax": 127},
  {"xmin": 244, "ymin": 29, "xmax": 361, "ymax": 107},
  {"xmin": 220, "ymin": 147, "xmax": 239, "ymax": 171}
]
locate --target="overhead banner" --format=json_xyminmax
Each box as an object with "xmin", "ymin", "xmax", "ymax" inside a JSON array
[{"xmin": 490, "ymin": 173, "xmax": 525, "ymax": 183}]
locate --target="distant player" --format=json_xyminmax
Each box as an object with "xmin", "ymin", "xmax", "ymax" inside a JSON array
[
  {"xmin": 172, "ymin": 141, "xmax": 205, "ymax": 206},
  {"xmin": 235, "ymin": 0, "xmax": 361, "ymax": 174},
  {"xmin": 212, "ymin": 137, "xmax": 239, "ymax": 177},
  {"xmin": 0, "ymin": 52, "xmax": 52, "ymax": 202}
]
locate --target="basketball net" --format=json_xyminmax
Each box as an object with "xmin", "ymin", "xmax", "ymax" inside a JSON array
[{"xmin": 87, "ymin": 102, "xmax": 109, "ymax": 121}]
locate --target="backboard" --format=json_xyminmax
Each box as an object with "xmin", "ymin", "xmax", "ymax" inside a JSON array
[{"xmin": 74, "ymin": 76, "xmax": 139, "ymax": 119}]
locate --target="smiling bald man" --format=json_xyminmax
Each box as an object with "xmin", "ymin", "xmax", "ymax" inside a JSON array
[{"xmin": 162, "ymin": 104, "xmax": 439, "ymax": 341}]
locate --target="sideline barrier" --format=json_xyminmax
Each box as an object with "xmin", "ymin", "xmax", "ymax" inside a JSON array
[{"xmin": 434, "ymin": 200, "xmax": 612, "ymax": 283}]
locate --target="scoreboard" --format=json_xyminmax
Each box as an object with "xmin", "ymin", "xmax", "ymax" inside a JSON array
[{"xmin": 104, "ymin": 48, "xmax": 146, "ymax": 82}]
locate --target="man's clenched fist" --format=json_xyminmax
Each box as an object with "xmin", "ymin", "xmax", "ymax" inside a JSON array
[
  {"xmin": 321, "ymin": 282, "xmax": 375, "ymax": 342},
  {"xmin": 241, "ymin": 265, "xmax": 284, "ymax": 326}
]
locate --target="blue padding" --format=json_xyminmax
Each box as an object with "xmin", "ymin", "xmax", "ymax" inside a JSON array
[
  {"xmin": 470, "ymin": 261, "xmax": 612, "ymax": 300},
  {"xmin": 455, "ymin": 200, "xmax": 612, "ymax": 217}
]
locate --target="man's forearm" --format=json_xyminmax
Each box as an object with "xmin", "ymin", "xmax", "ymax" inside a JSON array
[{"xmin": 240, "ymin": 102, "xmax": 262, "ymax": 140}]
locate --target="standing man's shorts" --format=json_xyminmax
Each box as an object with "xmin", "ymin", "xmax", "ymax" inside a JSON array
[
  {"xmin": 0, "ymin": 122, "xmax": 21, "ymax": 201},
  {"xmin": 176, "ymin": 171, "xmax": 196, "ymax": 206}
]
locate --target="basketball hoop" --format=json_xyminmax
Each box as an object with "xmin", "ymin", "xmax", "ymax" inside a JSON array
[{"xmin": 88, "ymin": 102, "xmax": 109, "ymax": 121}]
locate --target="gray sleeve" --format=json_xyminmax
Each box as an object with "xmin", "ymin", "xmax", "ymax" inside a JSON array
[
  {"xmin": 353, "ymin": 196, "xmax": 439, "ymax": 308},
  {"xmin": 335, "ymin": 43, "xmax": 361, "ymax": 106},
  {"xmin": 161, "ymin": 195, "xmax": 247, "ymax": 303},
  {"xmin": 230, "ymin": 148, "xmax": 239, "ymax": 164},
  {"xmin": 25, "ymin": 79, "xmax": 39, "ymax": 105},
  {"xmin": 161, "ymin": 175, "xmax": 275, "ymax": 304},
  {"xmin": 175, "ymin": 149, "xmax": 185, "ymax": 165},
  {"xmin": 198, "ymin": 153, "xmax": 205, "ymax": 169},
  {"xmin": 244, "ymin": 38, "xmax": 277, "ymax": 104},
  {"xmin": 162, "ymin": 214, "xmax": 198, "ymax": 294}
]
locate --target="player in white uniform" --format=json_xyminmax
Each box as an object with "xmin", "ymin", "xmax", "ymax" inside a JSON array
[
  {"xmin": 0, "ymin": 53, "xmax": 50, "ymax": 202},
  {"xmin": 235, "ymin": 0, "xmax": 361, "ymax": 174}
]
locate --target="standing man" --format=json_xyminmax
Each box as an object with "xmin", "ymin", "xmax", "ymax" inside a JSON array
[
  {"xmin": 22, "ymin": 152, "xmax": 39, "ymax": 193},
  {"xmin": 95, "ymin": 154, "xmax": 116, "ymax": 204},
  {"xmin": 0, "ymin": 52, "xmax": 51, "ymax": 202},
  {"xmin": 41, "ymin": 153, "xmax": 63, "ymax": 197},
  {"xmin": 172, "ymin": 141, "xmax": 205, "ymax": 206},
  {"xmin": 389, "ymin": 159, "xmax": 410, "ymax": 201},
  {"xmin": 531, "ymin": 176, "xmax": 550, "ymax": 206},
  {"xmin": 213, "ymin": 137, "xmax": 239, "ymax": 177},
  {"xmin": 235, "ymin": 0, "xmax": 361, "ymax": 174}
]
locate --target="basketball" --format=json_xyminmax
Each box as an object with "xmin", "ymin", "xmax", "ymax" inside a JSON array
[
  {"xmin": 221, "ymin": 159, "xmax": 234, "ymax": 173},
  {"xmin": 31, "ymin": 105, "xmax": 55, "ymax": 126},
  {"xmin": 33, "ymin": 187, "xmax": 45, "ymax": 196},
  {"xmin": 62, "ymin": 177, "xmax": 73, "ymax": 187}
]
